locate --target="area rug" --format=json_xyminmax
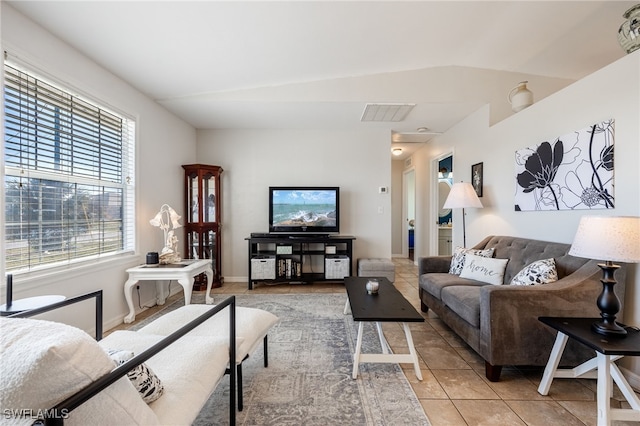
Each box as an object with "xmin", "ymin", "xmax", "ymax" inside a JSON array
[{"xmin": 132, "ymin": 293, "xmax": 430, "ymax": 426}]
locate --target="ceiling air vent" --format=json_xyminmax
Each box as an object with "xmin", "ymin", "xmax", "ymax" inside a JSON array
[{"xmin": 361, "ymin": 103, "xmax": 416, "ymax": 122}]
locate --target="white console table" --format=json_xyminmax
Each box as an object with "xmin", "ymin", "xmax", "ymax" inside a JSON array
[{"xmin": 123, "ymin": 259, "xmax": 213, "ymax": 323}]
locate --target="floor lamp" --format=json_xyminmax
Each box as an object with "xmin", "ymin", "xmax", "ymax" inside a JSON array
[{"xmin": 443, "ymin": 182, "xmax": 483, "ymax": 247}]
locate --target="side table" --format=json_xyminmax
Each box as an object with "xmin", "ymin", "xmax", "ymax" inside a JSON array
[
  {"xmin": 537, "ymin": 316, "xmax": 640, "ymax": 426},
  {"xmin": 123, "ymin": 259, "xmax": 213, "ymax": 323},
  {"xmin": 0, "ymin": 295, "xmax": 66, "ymax": 316}
]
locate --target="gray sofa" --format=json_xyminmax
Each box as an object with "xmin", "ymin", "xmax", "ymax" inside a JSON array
[{"xmin": 418, "ymin": 235, "xmax": 627, "ymax": 381}]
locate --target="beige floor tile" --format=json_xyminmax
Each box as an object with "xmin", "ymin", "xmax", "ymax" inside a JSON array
[
  {"xmin": 545, "ymin": 378, "xmax": 595, "ymax": 401},
  {"xmin": 420, "ymin": 399, "xmax": 466, "ymax": 425},
  {"xmin": 453, "ymin": 400, "xmax": 526, "ymax": 425},
  {"xmin": 507, "ymin": 400, "xmax": 586, "ymax": 426},
  {"xmin": 408, "ymin": 370, "xmax": 449, "ymax": 399},
  {"xmin": 481, "ymin": 369, "xmax": 548, "ymax": 401},
  {"xmin": 418, "ymin": 346, "xmax": 472, "ymax": 370},
  {"xmin": 453, "ymin": 346, "xmax": 485, "ymax": 371},
  {"xmin": 557, "ymin": 400, "xmax": 598, "ymax": 426},
  {"xmin": 432, "ymin": 370, "xmax": 500, "ymax": 400}
]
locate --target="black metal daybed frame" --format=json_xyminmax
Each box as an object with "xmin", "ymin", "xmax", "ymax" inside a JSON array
[{"xmin": 9, "ymin": 290, "xmax": 236, "ymax": 426}]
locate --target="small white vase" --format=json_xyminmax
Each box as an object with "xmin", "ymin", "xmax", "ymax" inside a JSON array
[
  {"xmin": 508, "ymin": 81, "xmax": 534, "ymax": 113},
  {"xmin": 366, "ymin": 279, "xmax": 379, "ymax": 295}
]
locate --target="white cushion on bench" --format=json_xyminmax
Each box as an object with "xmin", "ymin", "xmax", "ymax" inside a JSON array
[
  {"xmin": 137, "ymin": 304, "xmax": 279, "ymax": 364},
  {"xmin": 99, "ymin": 330, "xmax": 232, "ymax": 426}
]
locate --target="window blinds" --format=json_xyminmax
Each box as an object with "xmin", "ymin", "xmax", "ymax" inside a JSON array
[{"xmin": 3, "ymin": 63, "xmax": 135, "ymax": 272}]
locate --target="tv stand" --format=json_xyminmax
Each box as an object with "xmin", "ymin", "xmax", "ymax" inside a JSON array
[{"xmin": 245, "ymin": 234, "xmax": 355, "ymax": 289}]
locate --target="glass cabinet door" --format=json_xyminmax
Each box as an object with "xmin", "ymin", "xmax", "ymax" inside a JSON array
[
  {"xmin": 203, "ymin": 172, "xmax": 217, "ymax": 223},
  {"xmin": 182, "ymin": 164, "xmax": 223, "ymax": 288}
]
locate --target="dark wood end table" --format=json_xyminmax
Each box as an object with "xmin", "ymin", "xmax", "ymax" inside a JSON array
[
  {"xmin": 537, "ymin": 317, "xmax": 640, "ymax": 426},
  {"xmin": 344, "ymin": 277, "xmax": 424, "ymax": 380}
]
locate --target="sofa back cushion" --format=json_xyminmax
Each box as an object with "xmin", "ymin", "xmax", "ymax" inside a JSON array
[{"xmin": 476, "ymin": 236, "xmax": 590, "ymax": 284}]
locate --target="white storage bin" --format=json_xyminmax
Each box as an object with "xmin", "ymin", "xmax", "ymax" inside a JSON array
[
  {"xmin": 251, "ymin": 256, "xmax": 276, "ymax": 280},
  {"xmin": 325, "ymin": 255, "xmax": 350, "ymax": 279}
]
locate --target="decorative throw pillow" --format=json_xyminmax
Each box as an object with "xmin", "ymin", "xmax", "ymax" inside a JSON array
[
  {"xmin": 459, "ymin": 253, "xmax": 509, "ymax": 285},
  {"xmin": 449, "ymin": 246, "xmax": 495, "ymax": 275},
  {"xmin": 510, "ymin": 258, "xmax": 558, "ymax": 286},
  {"xmin": 106, "ymin": 349, "xmax": 164, "ymax": 403}
]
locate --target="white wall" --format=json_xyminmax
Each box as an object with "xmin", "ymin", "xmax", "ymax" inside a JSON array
[
  {"xmin": 1, "ymin": 4, "xmax": 197, "ymax": 330},
  {"xmin": 413, "ymin": 51, "xmax": 640, "ymax": 379},
  {"xmin": 196, "ymin": 128, "xmax": 392, "ymax": 280}
]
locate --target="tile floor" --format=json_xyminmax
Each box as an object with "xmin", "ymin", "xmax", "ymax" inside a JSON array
[{"xmin": 126, "ymin": 258, "xmax": 639, "ymax": 425}]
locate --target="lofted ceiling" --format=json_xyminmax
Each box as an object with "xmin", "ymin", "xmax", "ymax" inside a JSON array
[{"xmin": 6, "ymin": 1, "xmax": 635, "ymax": 159}]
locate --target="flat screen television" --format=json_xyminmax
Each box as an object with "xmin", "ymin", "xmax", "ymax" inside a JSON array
[{"xmin": 269, "ymin": 186, "xmax": 340, "ymax": 234}]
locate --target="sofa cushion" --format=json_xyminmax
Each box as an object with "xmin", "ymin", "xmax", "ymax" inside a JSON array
[
  {"xmin": 137, "ymin": 304, "xmax": 278, "ymax": 364},
  {"xmin": 0, "ymin": 317, "xmax": 158, "ymax": 426},
  {"xmin": 419, "ymin": 272, "xmax": 486, "ymax": 300},
  {"xmin": 106, "ymin": 349, "xmax": 164, "ymax": 403},
  {"xmin": 510, "ymin": 258, "xmax": 558, "ymax": 286},
  {"xmin": 99, "ymin": 330, "xmax": 230, "ymax": 426},
  {"xmin": 460, "ymin": 254, "xmax": 509, "ymax": 285},
  {"xmin": 480, "ymin": 236, "xmax": 586, "ymax": 283},
  {"xmin": 449, "ymin": 246, "xmax": 495, "ymax": 275},
  {"xmin": 440, "ymin": 286, "xmax": 483, "ymax": 328}
]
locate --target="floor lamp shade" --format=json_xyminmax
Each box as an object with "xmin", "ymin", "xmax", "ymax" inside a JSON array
[
  {"xmin": 443, "ymin": 183, "xmax": 483, "ymax": 210},
  {"xmin": 443, "ymin": 182, "xmax": 483, "ymax": 247},
  {"xmin": 569, "ymin": 216, "xmax": 640, "ymax": 336}
]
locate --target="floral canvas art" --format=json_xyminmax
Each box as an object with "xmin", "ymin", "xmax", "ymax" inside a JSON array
[{"xmin": 515, "ymin": 119, "xmax": 614, "ymax": 211}]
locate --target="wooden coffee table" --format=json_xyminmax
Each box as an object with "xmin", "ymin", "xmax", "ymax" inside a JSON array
[{"xmin": 344, "ymin": 277, "xmax": 424, "ymax": 380}]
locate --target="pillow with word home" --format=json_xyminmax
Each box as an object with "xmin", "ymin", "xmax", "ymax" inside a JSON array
[
  {"xmin": 459, "ymin": 253, "xmax": 509, "ymax": 285},
  {"xmin": 449, "ymin": 246, "xmax": 495, "ymax": 275}
]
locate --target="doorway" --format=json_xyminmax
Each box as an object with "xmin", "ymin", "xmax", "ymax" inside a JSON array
[
  {"xmin": 436, "ymin": 155, "xmax": 453, "ymax": 255},
  {"xmin": 403, "ymin": 168, "xmax": 416, "ymax": 260}
]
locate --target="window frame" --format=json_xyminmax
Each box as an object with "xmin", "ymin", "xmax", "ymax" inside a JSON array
[{"xmin": 3, "ymin": 60, "xmax": 136, "ymax": 276}]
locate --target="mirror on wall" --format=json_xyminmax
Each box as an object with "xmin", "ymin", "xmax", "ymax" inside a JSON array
[{"xmin": 438, "ymin": 180, "xmax": 452, "ymax": 219}]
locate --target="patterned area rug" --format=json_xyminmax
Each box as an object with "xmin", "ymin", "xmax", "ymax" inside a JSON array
[{"xmin": 134, "ymin": 293, "xmax": 430, "ymax": 426}]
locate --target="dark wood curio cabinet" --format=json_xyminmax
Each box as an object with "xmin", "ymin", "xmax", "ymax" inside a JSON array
[{"xmin": 182, "ymin": 164, "xmax": 223, "ymax": 289}]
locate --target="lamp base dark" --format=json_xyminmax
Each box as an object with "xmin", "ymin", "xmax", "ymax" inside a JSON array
[
  {"xmin": 591, "ymin": 320, "xmax": 627, "ymax": 337},
  {"xmin": 591, "ymin": 261, "xmax": 626, "ymax": 338}
]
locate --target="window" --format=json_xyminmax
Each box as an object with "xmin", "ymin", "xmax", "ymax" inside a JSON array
[{"xmin": 3, "ymin": 63, "xmax": 135, "ymax": 272}]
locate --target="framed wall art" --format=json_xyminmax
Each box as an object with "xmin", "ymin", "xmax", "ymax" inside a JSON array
[
  {"xmin": 514, "ymin": 119, "xmax": 614, "ymax": 211},
  {"xmin": 471, "ymin": 162, "xmax": 483, "ymax": 197}
]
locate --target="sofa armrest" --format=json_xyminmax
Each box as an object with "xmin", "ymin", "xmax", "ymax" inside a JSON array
[
  {"xmin": 418, "ymin": 256, "xmax": 452, "ymax": 275},
  {"xmin": 478, "ymin": 261, "xmax": 625, "ymax": 367}
]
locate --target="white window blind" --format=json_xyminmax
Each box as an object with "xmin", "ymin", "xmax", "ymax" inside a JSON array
[{"xmin": 3, "ymin": 63, "xmax": 135, "ymax": 272}]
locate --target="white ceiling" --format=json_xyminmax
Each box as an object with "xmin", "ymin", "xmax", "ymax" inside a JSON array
[{"xmin": 7, "ymin": 1, "xmax": 635, "ymax": 159}]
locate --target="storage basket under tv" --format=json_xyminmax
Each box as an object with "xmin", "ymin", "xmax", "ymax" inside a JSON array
[
  {"xmin": 251, "ymin": 256, "xmax": 276, "ymax": 280},
  {"xmin": 325, "ymin": 255, "xmax": 350, "ymax": 279}
]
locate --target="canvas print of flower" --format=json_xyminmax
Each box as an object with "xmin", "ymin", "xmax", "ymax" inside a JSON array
[{"xmin": 515, "ymin": 119, "xmax": 614, "ymax": 211}]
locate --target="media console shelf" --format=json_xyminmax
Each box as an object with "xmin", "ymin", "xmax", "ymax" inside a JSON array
[{"xmin": 246, "ymin": 234, "xmax": 355, "ymax": 290}]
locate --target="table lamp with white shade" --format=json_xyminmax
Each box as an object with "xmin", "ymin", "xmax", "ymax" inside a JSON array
[
  {"xmin": 443, "ymin": 182, "xmax": 483, "ymax": 247},
  {"xmin": 569, "ymin": 216, "xmax": 640, "ymax": 337}
]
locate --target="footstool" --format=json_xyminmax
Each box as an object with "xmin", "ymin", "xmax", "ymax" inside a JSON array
[{"xmin": 357, "ymin": 258, "xmax": 395, "ymax": 283}]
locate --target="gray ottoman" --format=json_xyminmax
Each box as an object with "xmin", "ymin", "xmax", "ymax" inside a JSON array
[{"xmin": 357, "ymin": 258, "xmax": 395, "ymax": 283}]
